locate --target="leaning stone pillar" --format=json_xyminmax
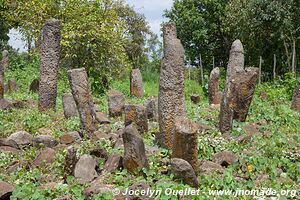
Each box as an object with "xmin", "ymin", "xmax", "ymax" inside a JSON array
[
  {"xmin": 38, "ymin": 19, "xmax": 61, "ymax": 111},
  {"xmin": 208, "ymin": 67, "xmax": 222, "ymax": 105}
]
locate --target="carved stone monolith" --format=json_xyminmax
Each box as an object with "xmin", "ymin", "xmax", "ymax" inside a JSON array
[
  {"xmin": 1, "ymin": 50, "xmax": 9, "ymax": 71},
  {"xmin": 68, "ymin": 68, "xmax": 97, "ymax": 137},
  {"xmin": 130, "ymin": 68, "xmax": 143, "ymax": 98},
  {"xmin": 158, "ymin": 22, "xmax": 186, "ymax": 149},
  {"xmin": 38, "ymin": 19, "xmax": 61, "ymax": 111},
  {"xmin": 219, "ymin": 40, "xmax": 258, "ymax": 133},
  {"xmin": 172, "ymin": 117, "xmax": 199, "ymax": 172},
  {"xmin": 291, "ymin": 83, "xmax": 300, "ymax": 112},
  {"xmin": 124, "ymin": 104, "xmax": 148, "ymax": 134},
  {"xmin": 208, "ymin": 67, "xmax": 222, "ymax": 105},
  {"xmin": 62, "ymin": 93, "xmax": 79, "ymax": 119}
]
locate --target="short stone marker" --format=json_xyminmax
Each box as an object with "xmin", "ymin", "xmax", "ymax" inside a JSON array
[
  {"xmin": 208, "ymin": 67, "xmax": 222, "ymax": 105},
  {"xmin": 124, "ymin": 104, "xmax": 148, "ymax": 134},
  {"xmin": 130, "ymin": 68, "xmax": 143, "ymax": 98},
  {"xmin": 1, "ymin": 50, "xmax": 9, "ymax": 71},
  {"xmin": 144, "ymin": 97, "xmax": 158, "ymax": 121},
  {"xmin": 62, "ymin": 93, "xmax": 79, "ymax": 119},
  {"xmin": 108, "ymin": 90, "xmax": 125, "ymax": 117},
  {"xmin": 38, "ymin": 19, "xmax": 61, "ymax": 111}
]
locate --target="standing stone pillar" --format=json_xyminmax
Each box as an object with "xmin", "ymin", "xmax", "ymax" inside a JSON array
[
  {"xmin": 68, "ymin": 68, "xmax": 97, "ymax": 137},
  {"xmin": 0, "ymin": 62, "xmax": 3, "ymax": 99},
  {"xmin": 124, "ymin": 104, "xmax": 148, "ymax": 134},
  {"xmin": 219, "ymin": 40, "xmax": 258, "ymax": 133},
  {"xmin": 62, "ymin": 93, "xmax": 79, "ymax": 119},
  {"xmin": 291, "ymin": 83, "xmax": 300, "ymax": 112},
  {"xmin": 108, "ymin": 90, "xmax": 125, "ymax": 117},
  {"xmin": 172, "ymin": 117, "xmax": 199, "ymax": 173},
  {"xmin": 158, "ymin": 22, "xmax": 186, "ymax": 149},
  {"xmin": 208, "ymin": 67, "xmax": 222, "ymax": 105},
  {"xmin": 38, "ymin": 19, "xmax": 61, "ymax": 111},
  {"xmin": 1, "ymin": 50, "xmax": 9, "ymax": 71},
  {"xmin": 130, "ymin": 69, "xmax": 143, "ymax": 98}
]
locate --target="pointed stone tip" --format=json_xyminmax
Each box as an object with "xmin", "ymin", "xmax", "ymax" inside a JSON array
[
  {"xmin": 211, "ymin": 67, "xmax": 220, "ymax": 74},
  {"xmin": 163, "ymin": 22, "xmax": 177, "ymax": 37},
  {"xmin": 231, "ymin": 39, "xmax": 244, "ymax": 53}
]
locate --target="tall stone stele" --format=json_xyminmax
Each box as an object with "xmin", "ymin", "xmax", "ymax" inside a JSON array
[
  {"xmin": 130, "ymin": 68, "xmax": 143, "ymax": 98},
  {"xmin": 68, "ymin": 68, "xmax": 97, "ymax": 138},
  {"xmin": 291, "ymin": 82, "xmax": 300, "ymax": 112},
  {"xmin": 208, "ymin": 67, "xmax": 222, "ymax": 105},
  {"xmin": 219, "ymin": 40, "xmax": 258, "ymax": 133},
  {"xmin": 158, "ymin": 22, "xmax": 186, "ymax": 149},
  {"xmin": 38, "ymin": 19, "xmax": 61, "ymax": 111},
  {"xmin": 172, "ymin": 117, "xmax": 199, "ymax": 173},
  {"xmin": 1, "ymin": 50, "xmax": 9, "ymax": 71}
]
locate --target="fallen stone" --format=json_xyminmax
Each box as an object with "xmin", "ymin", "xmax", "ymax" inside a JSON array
[
  {"xmin": 0, "ymin": 146, "xmax": 21, "ymax": 154},
  {"xmin": 63, "ymin": 146, "xmax": 78, "ymax": 181},
  {"xmin": 102, "ymin": 155, "xmax": 123, "ymax": 173},
  {"xmin": 83, "ymin": 176, "xmax": 114, "ymax": 197},
  {"xmin": 108, "ymin": 90, "xmax": 125, "ymax": 117},
  {"xmin": 74, "ymin": 155, "xmax": 98, "ymax": 184},
  {"xmin": 33, "ymin": 148, "xmax": 56, "ymax": 167},
  {"xmin": 60, "ymin": 134, "xmax": 75, "ymax": 145},
  {"xmin": 124, "ymin": 104, "xmax": 148, "ymax": 134},
  {"xmin": 144, "ymin": 97, "xmax": 158, "ymax": 121},
  {"xmin": 67, "ymin": 131, "xmax": 82, "ymax": 143},
  {"xmin": 7, "ymin": 131, "xmax": 33, "ymax": 146},
  {"xmin": 89, "ymin": 147, "xmax": 108, "ymax": 160},
  {"xmin": 190, "ymin": 94, "xmax": 200, "ymax": 104},
  {"xmin": 0, "ymin": 138, "xmax": 19, "ymax": 149},
  {"xmin": 212, "ymin": 151, "xmax": 238, "ymax": 167},
  {"xmin": 122, "ymin": 125, "xmax": 149, "ymax": 174},
  {"xmin": 29, "ymin": 79, "xmax": 39, "ymax": 93},
  {"xmin": 95, "ymin": 112, "xmax": 110, "ymax": 124},
  {"xmin": 0, "ymin": 181, "xmax": 14, "ymax": 200},
  {"xmin": 171, "ymin": 158, "xmax": 199, "ymax": 188},
  {"xmin": 33, "ymin": 135, "xmax": 58, "ymax": 148},
  {"xmin": 0, "ymin": 99, "xmax": 13, "ymax": 110},
  {"xmin": 199, "ymin": 161, "xmax": 224, "ymax": 174}
]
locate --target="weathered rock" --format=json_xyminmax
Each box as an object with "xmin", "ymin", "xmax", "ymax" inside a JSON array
[
  {"xmin": 102, "ymin": 155, "xmax": 123, "ymax": 173},
  {"xmin": 60, "ymin": 134, "xmax": 75, "ymax": 145},
  {"xmin": 108, "ymin": 90, "xmax": 125, "ymax": 117},
  {"xmin": 83, "ymin": 176, "xmax": 114, "ymax": 197},
  {"xmin": 199, "ymin": 161, "xmax": 224, "ymax": 174},
  {"xmin": 0, "ymin": 61, "xmax": 3, "ymax": 99},
  {"xmin": 0, "ymin": 99, "xmax": 12, "ymax": 110},
  {"xmin": 158, "ymin": 23, "xmax": 186, "ymax": 149},
  {"xmin": 33, "ymin": 148, "xmax": 56, "ymax": 167},
  {"xmin": 7, "ymin": 79, "xmax": 18, "ymax": 93},
  {"xmin": 68, "ymin": 68, "xmax": 97, "ymax": 137},
  {"xmin": 29, "ymin": 79, "xmax": 39, "ymax": 93},
  {"xmin": 219, "ymin": 40, "xmax": 258, "ymax": 133},
  {"xmin": 89, "ymin": 147, "xmax": 108, "ymax": 160},
  {"xmin": 144, "ymin": 97, "xmax": 158, "ymax": 121},
  {"xmin": 291, "ymin": 84, "xmax": 300, "ymax": 112},
  {"xmin": 0, "ymin": 138, "xmax": 19, "ymax": 149},
  {"xmin": 38, "ymin": 128, "xmax": 53, "ymax": 135},
  {"xmin": 190, "ymin": 94, "xmax": 200, "ymax": 104},
  {"xmin": 208, "ymin": 67, "xmax": 222, "ymax": 105},
  {"xmin": 74, "ymin": 155, "xmax": 98, "ymax": 184},
  {"xmin": 172, "ymin": 117, "xmax": 199, "ymax": 172},
  {"xmin": 212, "ymin": 151, "xmax": 238, "ymax": 167},
  {"xmin": 171, "ymin": 158, "xmax": 199, "ymax": 188},
  {"xmin": 0, "ymin": 181, "xmax": 14, "ymax": 200},
  {"xmin": 130, "ymin": 68, "xmax": 143, "ymax": 98},
  {"xmin": 33, "ymin": 135, "xmax": 58, "ymax": 148},
  {"xmin": 1, "ymin": 50, "xmax": 9, "ymax": 71},
  {"xmin": 0, "ymin": 146, "xmax": 21, "ymax": 154},
  {"xmin": 62, "ymin": 93, "xmax": 79, "ymax": 119},
  {"xmin": 95, "ymin": 112, "xmax": 110, "ymax": 124},
  {"xmin": 66, "ymin": 131, "xmax": 82, "ymax": 143},
  {"xmin": 122, "ymin": 125, "xmax": 149, "ymax": 174},
  {"xmin": 7, "ymin": 131, "xmax": 33, "ymax": 146},
  {"xmin": 38, "ymin": 19, "xmax": 61, "ymax": 111},
  {"xmin": 63, "ymin": 146, "xmax": 78, "ymax": 181},
  {"xmin": 124, "ymin": 104, "xmax": 148, "ymax": 134}
]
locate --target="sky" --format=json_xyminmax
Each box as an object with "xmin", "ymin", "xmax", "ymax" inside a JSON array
[{"xmin": 8, "ymin": 0, "xmax": 173, "ymax": 52}]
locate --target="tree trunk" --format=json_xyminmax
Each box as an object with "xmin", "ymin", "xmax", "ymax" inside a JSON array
[
  {"xmin": 292, "ymin": 40, "xmax": 296, "ymax": 75},
  {"xmin": 199, "ymin": 54, "xmax": 204, "ymax": 86},
  {"xmin": 259, "ymin": 56, "xmax": 262, "ymax": 84},
  {"xmin": 273, "ymin": 54, "xmax": 276, "ymax": 80}
]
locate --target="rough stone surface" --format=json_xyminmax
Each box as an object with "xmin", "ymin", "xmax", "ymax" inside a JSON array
[
  {"xmin": 32, "ymin": 135, "xmax": 58, "ymax": 148},
  {"xmin": 68, "ymin": 68, "xmax": 97, "ymax": 137},
  {"xmin": 62, "ymin": 93, "xmax": 79, "ymax": 119},
  {"xmin": 33, "ymin": 148, "xmax": 56, "ymax": 167},
  {"xmin": 74, "ymin": 155, "xmax": 98, "ymax": 184},
  {"xmin": 124, "ymin": 104, "xmax": 148, "ymax": 134},
  {"xmin": 29, "ymin": 79, "xmax": 39, "ymax": 93},
  {"xmin": 158, "ymin": 22, "xmax": 186, "ymax": 149},
  {"xmin": 102, "ymin": 155, "xmax": 123, "ymax": 173},
  {"xmin": 130, "ymin": 68, "xmax": 143, "ymax": 98},
  {"xmin": 171, "ymin": 158, "xmax": 199, "ymax": 188},
  {"xmin": 190, "ymin": 94, "xmax": 200, "ymax": 104},
  {"xmin": 219, "ymin": 40, "xmax": 258, "ymax": 133},
  {"xmin": 0, "ymin": 138, "xmax": 19, "ymax": 149},
  {"xmin": 199, "ymin": 161, "xmax": 224, "ymax": 174},
  {"xmin": 122, "ymin": 125, "xmax": 149, "ymax": 174},
  {"xmin": 108, "ymin": 90, "xmax": 125, "ymax": 117},
  {"xmin": 291, "ymin": 84, "xmax": 300, "ymax": 112},
  {"xmin": 64, "ymin": 146, "xmax": 78, "ymax": 181},
  {"xmin": 1, "ymin": 50, "xmax": 9, "ymax": 71},
  {"xmin": 83, "ymin": 176, "xmax": 114, "ymax": 197},
  {"xmin": 7, "ymin": 79, "xmax": 18, "ymax": 93},
  {"xmin": 144, "ymin": 97, "xmax": 158, "ymax": 121},
  {"xmin": 212, "ymin": 151, "xmax": 238, "ymax": 167},
  {"xmin": 0, "ymin": 60, "xmax": 3, "ymax": 99},
  {"xmin": 208, "ymin": 67, "xmax": 222, "ymax": 105},
  {"xmin": 7, "ymin": 131, "xmax": 33, "ymax": 146},
  {"xmin": 172, "ymin": 117, "xmax": 199, "ymax": 172},
  {"xmin": 0, "ymin": 181, "xmax": 14, "ymax": 200},
  {"xmin": 38, "ymin": 19, "xmax": 61, "ymax": 111},
  {"xmin": 0, "ymin": 146, "xmax": 20, "ymax": 154},
  {"xmin": 95, "ymin": 112, "xmax": 110, "ymax": 124}
]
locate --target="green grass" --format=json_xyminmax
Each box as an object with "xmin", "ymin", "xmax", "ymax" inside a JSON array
[{"xmin": 0, "ymin": 55, "xmax": 299, "ymax": 199}]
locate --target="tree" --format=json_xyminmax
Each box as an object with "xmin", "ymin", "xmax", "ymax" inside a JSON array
[{"xmin": 0, "ymin": 1, "xmax": 10, "ymax": 50}]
